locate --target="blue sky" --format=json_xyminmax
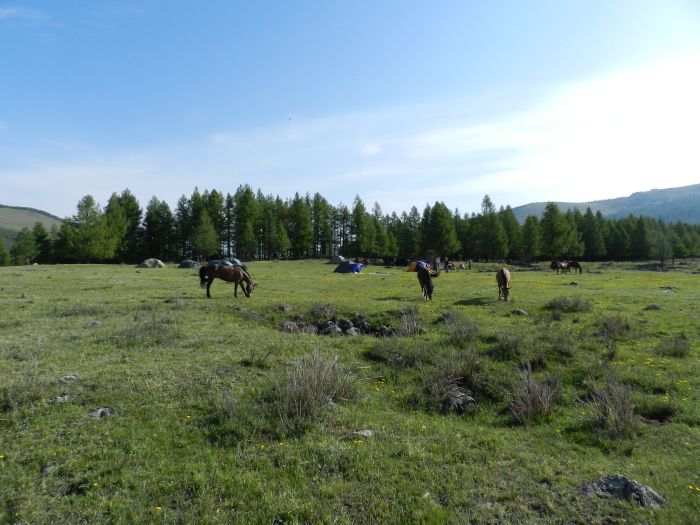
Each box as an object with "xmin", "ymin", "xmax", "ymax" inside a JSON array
[{"xmin": 1, "ymin": 1, "xmax": 700, "ymax": 219}]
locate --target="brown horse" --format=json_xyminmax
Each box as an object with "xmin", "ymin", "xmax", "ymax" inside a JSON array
[
  {"xmin": 199, "ymin": 264, "xmax": 256, "ymax": 298},
  {"xmin": 496, "ymin": 268, "xmax": 511, "ymax": 301},
  {"xmin": 417, "ymin": 265, "xmax": 434, "ymax": 300}
]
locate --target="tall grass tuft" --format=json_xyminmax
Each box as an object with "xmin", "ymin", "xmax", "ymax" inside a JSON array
[
  {"xmin": 655, "ymin": 333, "xmax": 691, "ymax": 358},
  {"xmin": 507, "ymin": 366, "xmax": 562, "ymax": 424},
  {"xmin": 490, "ymin": 329, "xmax": 526, "ymax": 360},
  {"xmin": 273, "ymin": 350, "xmax": 357, "ymax": 431},
  {"xmin": 396, "ymin": 304, "xmax": 422, "ymax": 337},
  {"xmin": 595, "ymin": 315, "xmax": 631, "ymax": 340},
  {"xmin": 445, "ymin": 311, "xmax": 479, "ymax": 347},
  {"xmin": 111, "ymin": 307, "xmax": 179, "ymax": 348},
  {"xmin": 578, "ymin": 379, "xmax": 637, "ymax": 439},
  {"xmin": 545, "ymin": 296, "xmax": 592, "ymax": 314}
]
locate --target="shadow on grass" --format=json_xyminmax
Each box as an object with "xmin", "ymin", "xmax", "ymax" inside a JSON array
[
  {"xmin": 376, "ymin": 296, "xmax": 407, "ymax": 301},
  {"xmin": 454, "ymin": 297, "xmax": 493, "ymax": 306}
]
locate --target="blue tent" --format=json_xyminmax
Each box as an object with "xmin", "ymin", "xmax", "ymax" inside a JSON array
[{"xmin": 334, "ymin": 261, "xmax": 364, "ymax": 273}]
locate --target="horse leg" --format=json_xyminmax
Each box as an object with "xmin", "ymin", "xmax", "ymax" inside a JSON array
[
  {"xmin": 234, "ymin": 281, "xmax": 238, "ymax": 298},
  {"xmin": 206, "ymin": 277, "xmax": 213, "ymax": 298}
]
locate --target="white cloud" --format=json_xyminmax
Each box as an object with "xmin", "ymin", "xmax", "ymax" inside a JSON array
[{"xmin": 360, "ymin": 144, "xmax": 382, "ymax": 157}]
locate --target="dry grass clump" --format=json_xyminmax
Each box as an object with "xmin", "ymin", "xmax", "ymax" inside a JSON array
[
  {"xmin": 273, "ymin": 350, "xmax": 357, "ymax": 430},
  {"xmin": 304, "ymin": 303, "xmax": 337, "ymax": 325},
  {"xmin": 545, "ymin": 296, "xmax": 592, "ymax": 314},
  {"xmin": 444, "ymin": 312, "xmax": 479, "ymax": 347},
  {"xmin": 655, "ymin": 333, "xmax": 691, "ymax": 358},
  {"xmin": 595, "ymin": 315, "xmax": 631, "ymax": 340},
  {"xmin": 507, "ymin": 366, "xmax": 562, "ymax": 424},
  {"xmin": 490, "ymin": 329, "xmax": 526, "ymax": 361},
  {"xmin": 577, "ymin": 379, "xmax": 637, "ymax": 439},
  {"xmin": 112, "ymin": 307, "xmax": 179, "ymax": 348},
  {"xmin": 396, "ymin": 304, "xmax": 422, "ymax": 337}
]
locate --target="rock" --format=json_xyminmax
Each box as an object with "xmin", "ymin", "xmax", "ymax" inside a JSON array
[
  {"xmin": 568, "ymin": 282, "xmax": 578, "ymax": 286},
  {"xmin": 644, "ymin": 304, "xmax": 661, "ymax": 311},
  {"xmin": 581, "ymin": 474, "xmax": 666, "ymax": 508},
  {"xmin": 319, "ymin": 321, "xmax": 342, "ymax": 336},
  {"xmin": 441, "ymin": 392, "xmax": 477, "ymax": 415},
  {"xmin": 277, "ymin": 304, "xmax": 293, "ymax": 312},
  {"xmin": 88, "ymin": 407, "xmax": 113, "ymax": 419},
  {"xmin": 48, "ymin": 394, "xmax": 71, "ymax": 404},
  {"xmin": 343, "ymin": 327, "xmax": 360, "ymax": 336},
  {"xmin": 299, "ymin": 324, "xmax": 319, "ymax": 334},
  {"xmin": 57, "ymin": 375, "xmax": 76, "ymax": 383},
  {"xmin": 337, "ymin": 319, "xmax": 354, "ymax": 331},
  {"xmin": 511, "ymin": 309, "xmax": 529, "ymax": 316},
  {"xmin": 352, "ymin": 429, "xmax": 374, "ymax": 439},
  {"xmin": 280, "ymin": 320, "xmax": 299, "ymax": 333},
  {"xmin": 356, "ymin": 320, "xmax": 372, "ymax": 334},
  {"xmin": 85, "ymin": 320, "xmax": 101, "ymax": 328}
]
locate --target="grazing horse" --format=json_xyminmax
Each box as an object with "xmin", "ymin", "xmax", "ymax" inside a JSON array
[
  {"xmin": 550, "ymin": 260, "xmax": 569, "ymax": 274},
  {"xmin": 417, "ymin": 265, "xmax": 434, "ymax": 300},
  {"xmin": 199, "ymin": 264, "xmax": 255, "ymax": 298},
  {"xmin": 567, "ymin": 260, "xmax": 583, "ymax": 274},
  {"xmin": 496, "ymin": 268, "xmax": 511, "ymax": 301}
]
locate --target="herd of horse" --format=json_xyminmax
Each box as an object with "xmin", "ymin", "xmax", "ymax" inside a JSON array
[
  {"xmin": 197, "ymin": 259, "xmax": 581, "ymax": 304},
  {"xmin": 550, "ymin": 260, "xmax": 583, "ymax": 274}
]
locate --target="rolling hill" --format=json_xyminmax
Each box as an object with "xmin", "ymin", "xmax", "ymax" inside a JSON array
[
  {"xmin": 511, "ymin": 183, "xmax": 700, "ymax": 224},
  {"xmin": 0, "ymin": 205, "xmax": 64, "ymax": 247}
]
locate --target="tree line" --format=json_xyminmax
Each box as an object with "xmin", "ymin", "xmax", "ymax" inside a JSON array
[{"xmin": 2, "ymin": 186, "xmax": 699, "ymax": 266}]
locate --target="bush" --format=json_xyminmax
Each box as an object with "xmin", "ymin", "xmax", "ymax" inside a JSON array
[
  {"xmin": 417, "ymin": 350, "xmax": 487, "ymax": 412},
  {"xmin": 396, "ymin": 304, "xmax": 422, "ymax": 337},
  {"xmin": 656, "ymin": 333, "xmax": 691, "ymax": 358},
  {"xmin": 578, "ymin": 379, "xmax": 637, "ymax": 439},
  {"xmin": 305, "ymin": 303, "xmax": 337, "ymax": 325},
  {"xmin": 507, "ymin": 366, "xmax": 561, "ymax": 424},
  {"xmin": 545, "ymin": 296, "xmax": 592, "ymax": 314},
  {"xmin": 490, "ymin": 330, "xmax": 526, "ymax": 361},
  {"xmin": 595, "ymin": 315, "xmax": 631, "ymax": 341},
  {"xmin": 273, "ymin": 350, "xmax": 357, "ymax": 431},
  {"xmin": 445, "ymin": 312, "xmax": 479, "ymax": 347}
]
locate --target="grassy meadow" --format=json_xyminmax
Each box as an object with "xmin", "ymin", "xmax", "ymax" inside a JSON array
[{"xmin": 1, "ymin": 260, "xmax": 699, "ymax": 524}]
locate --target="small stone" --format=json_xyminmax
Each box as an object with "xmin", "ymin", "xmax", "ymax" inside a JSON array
[
  {"xmin": 581, "ymin": 474, "xmax": 666, "ymax": 508},
  {"xmin": 644, "ymin": 304, "xmax": 661, "ymax": 311},
  {"xmin": 343, "ymin": 327, "xmax": 360, "ymax": 336},
  {"xmin": 299, "ymin": 324, "xmax": 318, "ymax": 334},
  {"xmin": 88, "ymin": 407, "xmax": 113, "ymax": 419},
  {"xmin": 280, "ymin": 320, "xmax": 299, "ymax": 333},
  {"xmin": 57, "ymin": 375, "xmax": 76, "ymax": 383},
  {"xmin": 352, "ymin": 429, "xmax": 374, "ymax": 439},
  {"xmin": 511, "ymin": 309, "xmax": 530, "ymax": 316},
  {"xmin": 48, "ymin": 394, "xmax": 71, "ymax": 404},
  {"xmin": 337, "ymin": 319, "xmax": 354, "ymax": 331},
  {"xmin": 277, "ymin": 304, "xmax": 293, "ymax": 312}
]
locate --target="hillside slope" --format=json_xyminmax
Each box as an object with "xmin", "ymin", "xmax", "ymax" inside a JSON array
[
  {"xmin": 0, "ymin": 205, "xmax": 64, "ymax": 246},
  {"xmin": 511, "ymin": 183, "xmax": 700, "ymax": 223}
]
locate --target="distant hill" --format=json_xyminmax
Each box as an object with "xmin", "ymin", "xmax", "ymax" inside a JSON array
[
  {"xmin": 511, "ymin": 183, "xmax": 700, "ymax": 224},
  {"xmin": 0, "ymin": 205, "xmax": 64, "ymax": 247}
]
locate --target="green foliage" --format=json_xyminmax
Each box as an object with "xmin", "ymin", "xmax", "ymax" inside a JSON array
[
  {"xmin": 0, "ymin": 235, "xmax": 9, "ymax": 266},
  {"xmin": 9, "ymin": 227, "xmax": 38, "ymax": 265}
]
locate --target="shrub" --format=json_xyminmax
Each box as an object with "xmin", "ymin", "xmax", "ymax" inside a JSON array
[
  {"xmin": 396, "ymin": 304, "xmax": 422, "ymax": 337},
  {"xmin": 417, "ymin": 350, "xmax": 486, "ymax": 412},
  {"xmin": 305, "ymin": 303, "xmax": 337, "ymax": 325},
  {"xmin": 507, "ymin": 366, "xmax": 561, "ymax": 424},
  {"xmin": 490, "ymin": 329, "xmax": 525, "ymax": 360},
  {"xmin": 577, "ymin": 380, "xmax": 637, "ymax": 439},
  {"xmin": 545, "ymin": 296, "xmax": 592, "ymax": 314},
  {"xmin": 595, "ymin": 315, "xmax": 631, "ymax": 341},
  {"xmin": 273, "ymin": 350, "xmax": 357, "ymax": 430},
  {"xmin": 655, "ymin": 333, "xmax": 691, "ymax": 358},
  {"xmin": 445, "ymin": 312, "xmax": 479, "ymax": 347}
]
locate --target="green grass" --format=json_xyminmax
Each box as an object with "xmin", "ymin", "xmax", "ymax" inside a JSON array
[{"xmin": 1, "ymin": 260, "xmax": 699, "ymax": 523}]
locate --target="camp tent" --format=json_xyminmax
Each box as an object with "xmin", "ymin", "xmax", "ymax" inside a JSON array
[
  {"xmin": 327, "ymin": 255, "xmax": 346, "ymax": 264},
  {"xmin": 207, "ymin": 258, "xmax": 248, "ymax": 272},
  {"xmin": 137, "ymin": 258, "xmax": 166, "ymax": 268},
  {"xmin": 178, "ymin": 259, "xmax": 198, "ymax": 268},
  {"xmin": 334, "ymin": 261, "xmax": 364, "ymax": 273}
]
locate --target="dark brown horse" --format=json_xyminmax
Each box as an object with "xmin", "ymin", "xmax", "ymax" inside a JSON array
[
  {"xmin": 550, "ymin": 260, "xmax": 569, "ymax": 274},
  {"xmin": 417, "ymin": 265, "xmax": 434, "ymax": 300},
  {"xmin": 199, "ymin": 264, "xmax": 256, "ymax": 298},
  {"xmin": 567, "ymin": 260, "xmax": 583, "ymax": 274}
]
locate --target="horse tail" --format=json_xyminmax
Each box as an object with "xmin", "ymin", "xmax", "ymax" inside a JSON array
[{"xmin": 199, "ymin": 265, "xmax": 208, "ymax": 288}]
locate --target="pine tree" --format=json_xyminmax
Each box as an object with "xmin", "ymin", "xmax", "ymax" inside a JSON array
[
  {"xmin": 522, "ymin": 215, "xmax": 541, "ymax": 262},
  {"xmin": 192, "ymin": 211, "xmax": 219, "ymax": 259},
  {"xmin": 0, "ymin": 236, "xmax": 9, "ymax": 266}
]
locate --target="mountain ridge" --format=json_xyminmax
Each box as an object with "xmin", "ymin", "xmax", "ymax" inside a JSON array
[{"xmin": 510, "ymin": 183, "xmax": 700, "ymax": 224}]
